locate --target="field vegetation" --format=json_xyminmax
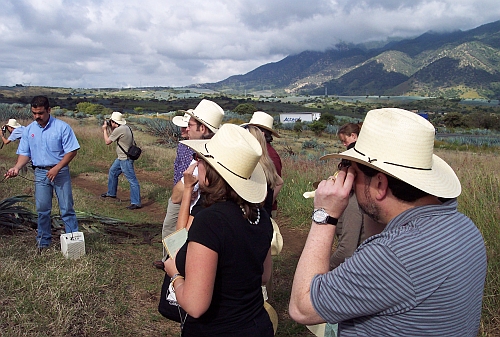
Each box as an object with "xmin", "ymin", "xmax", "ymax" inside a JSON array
[{"xmin": 0, "ymin": 98, "xmax": 499, "ymax": 336}]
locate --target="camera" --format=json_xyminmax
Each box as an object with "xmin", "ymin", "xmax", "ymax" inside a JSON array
[
  {"xmin": 1, "ymin": 125, "xmax": 6, "ymax": 134},
  {"xmin": 106, "ymin": 120, "xmax": 112, "ymax": 127}
]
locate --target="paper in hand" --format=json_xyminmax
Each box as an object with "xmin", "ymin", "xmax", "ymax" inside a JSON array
[{"xmin": 162, "ymin": 228, "xmax": 188, "ymax": 259}]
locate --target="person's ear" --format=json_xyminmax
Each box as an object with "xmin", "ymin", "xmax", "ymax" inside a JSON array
[{"xmin": 374, "ymin": 173, "xmax": 389, "ymax": 201}]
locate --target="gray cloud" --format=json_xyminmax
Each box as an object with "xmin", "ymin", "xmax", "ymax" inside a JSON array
[{"xmin": 0, "ymin": 0, "xmax": 499, "ymax": 88}]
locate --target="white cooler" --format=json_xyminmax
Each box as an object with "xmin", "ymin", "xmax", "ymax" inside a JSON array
[{"xmin": 60, "ymin": 232, "xmax": 86, "ymax": 259}]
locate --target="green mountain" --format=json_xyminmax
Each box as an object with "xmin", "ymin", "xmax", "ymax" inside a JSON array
[{"xmin": 197, "ymin": 20, "xmax": 500, "ymax": 99}]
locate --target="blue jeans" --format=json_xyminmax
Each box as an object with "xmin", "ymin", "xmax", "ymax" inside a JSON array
[
  {"xmin": 106, "ymin": 158, "xmax": 141, "ymax": 206},
  {"xmin": 35, "ymin": 166, "xmax": 78, "ymax": 247}
]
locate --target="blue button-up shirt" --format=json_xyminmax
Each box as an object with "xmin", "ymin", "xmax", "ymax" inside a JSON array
[{"xmin": 17, "ymin": 116, "xmax": 80, "ymax": 166}]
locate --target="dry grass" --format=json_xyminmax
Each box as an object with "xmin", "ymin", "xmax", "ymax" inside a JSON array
[{"xmin": 1, "ymin": 118, "xmax": 499, "ymax": 336}]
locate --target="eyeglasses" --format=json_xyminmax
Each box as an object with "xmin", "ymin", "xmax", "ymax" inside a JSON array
[{"xmin": 338, "ymin": 159, "xmax": 351, "ymax": 170}]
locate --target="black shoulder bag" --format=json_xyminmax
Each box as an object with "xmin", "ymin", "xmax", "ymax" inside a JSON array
[{"xmin": 117, "ymin": 125, "xmax": 142, "ymax": 160}]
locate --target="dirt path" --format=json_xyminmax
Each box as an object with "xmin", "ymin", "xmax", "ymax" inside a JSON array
[{"xmin": 70, "ymin": 166, "xmax": 308, "ymax": 255}]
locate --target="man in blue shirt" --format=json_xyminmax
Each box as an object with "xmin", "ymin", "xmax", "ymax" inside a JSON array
[
  {"xmin": 1, "ymin": 119, "xmax": 25, "ymax": 145},
  {"xmin": 289, "ymin": 108, "xmax": 487, "ymax": 337},
  {"xmin": 4, "ymin": 96, "xmax": 80, "ymax": 252}
]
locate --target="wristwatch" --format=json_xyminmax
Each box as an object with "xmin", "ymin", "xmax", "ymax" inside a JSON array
[{"xmin": 312, "ymin": 208, "xmax": 338, "ymax": 225}]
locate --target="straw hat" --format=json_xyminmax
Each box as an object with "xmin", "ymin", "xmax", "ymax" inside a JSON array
[
  {"xmin": 271, "ymin": 218, "xmax": 283, "ymax": 256},
  {"xmin": 186, "ymin": 99, "xmax": 224, "ymax": 133},
  {"xmin": 180, "ymin": 123, "xmax": 266, "ymax": 203},
  {"xmin": 264, "ymin": 301, "xmax": 278, "ymax": 335},
  {"xmin": 172, "ymin": 111, "xmax": 192, "ymax": 128},
  {"xmin": 110, "ymin": 111, "xmax": 126, "ymax": 125},
  {"xmin": 306, "ymin": 323, "xmax": 326, "ymax": 337},
  {"xmin": 321, "ymin": 108, "xmax": 461, "ymax": 198},
  {"xmin": 6, "ymin": 119, "xmax": 22, "ymax": 128},
  {"xmin": 241, "ymin": 111, "xmax": 280, "ymax": 137}
]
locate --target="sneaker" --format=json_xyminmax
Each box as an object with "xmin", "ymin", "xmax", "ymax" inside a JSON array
[
  {"xmin": 126, "ymin": 204, "xmax": 142, "ymax": 210},
  {"xmin": 101, "ymin": 193, "xmax": 116, "ymax": 198}
]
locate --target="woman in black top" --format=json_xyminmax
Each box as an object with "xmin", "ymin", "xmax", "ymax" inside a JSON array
[{"xmin": 164, "ymin": 124, "xmax": 274, "ymax": 337}]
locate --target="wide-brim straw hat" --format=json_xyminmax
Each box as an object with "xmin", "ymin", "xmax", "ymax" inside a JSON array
[
  {"xmin": 186, "ymin": 99, "xmax": 224, "ymax": 133},
  {"xmin": 6, "ymin": 119, "xmax": 22, "ymax": 128},
  {"xmin": 271, "ymin": 218, "xmax": 283, "ymax": 256},
  {"xmin": 264, "ymin": 301, "xmax": 278, "ymax": 335},
  {"xmin": 180, "ymin": 123, "xmax": 267, "ymax": 203},
  {"xmin": 110, "ymin": 111, "xmax": 126, "ymax": 125},
  {"xmin": 241, "ymin": 111, "xmax": 280, "ymax": 137},
  {"xmin": 321, "ymin": 108, "xmax": 461, "ymax": 198},
  {"xmin": 172, "ymin": 111, "xmax": 192, "ymax": 128}
]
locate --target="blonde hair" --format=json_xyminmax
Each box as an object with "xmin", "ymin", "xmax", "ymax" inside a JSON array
[{"xmin": 247, "ymin": 125, "xmax": 280, "ymax": 190}]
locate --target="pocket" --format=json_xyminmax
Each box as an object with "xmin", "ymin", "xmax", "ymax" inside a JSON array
[{"xmin": 47, "ymin": 137, "xmax": 63, "ymax": 152}]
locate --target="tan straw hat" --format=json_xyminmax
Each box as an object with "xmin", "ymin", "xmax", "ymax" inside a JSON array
[
  {"xmin": 321, "ymin": 108, "xmax": 461, "ymax": 198},
  {"xmin": 180, "ymin": 123, "xmax": 267, "ymax": 203},
  {"xmin": 6, "ymin": 119, "xmax": 22, "ymax": 128},
  {"xmin": 172, "ymin": 111, "xmax": 192, "ymax": 128},
  {"xmin": 241, "ymin": 111, "xmax": 280, "ymax": 137},
  {"xmin": 186, "ymin": 99, "xmax": 224, "ymax": 133},
  {"xmin": 109, "ymin": 111, "xmax": 126, "ymax": 125},
  {"xmin": 271, "ymin": 218, "xmax": 283, "ymax": 256},
  {"xmin": 264, "ymin": 301, "xmax": 278, "ymax": 335}
]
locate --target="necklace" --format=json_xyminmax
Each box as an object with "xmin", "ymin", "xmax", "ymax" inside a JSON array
[{"xmin": 240, "ymin": 205, "xmax": 260, "ymax": 225}]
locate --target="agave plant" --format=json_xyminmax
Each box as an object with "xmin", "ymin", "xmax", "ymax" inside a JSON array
[{"xmin": 0, "ymin": 195, "xmax": 37, "ymax": 230}]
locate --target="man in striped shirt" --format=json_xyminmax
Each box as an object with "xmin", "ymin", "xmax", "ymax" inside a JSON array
[{"xmin": 289, "ymin": 108, "xmax": 487, "ymax": 337}]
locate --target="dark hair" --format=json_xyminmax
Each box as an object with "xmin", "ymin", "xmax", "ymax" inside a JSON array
[
  {"xmin": 338, "ymin": 122, "xmax": 362, "ymax": 139},
  {"xmin": 201, "ymin": 160, "xmax": 260, "ymax": 222},
  {"xmin": 201, "ymin": 133, "xmax": 215, "ymax": 140},
  {"xmin": 260, "ymin": 128, "xmax": 273, "ymax": 143},
  {"xmin": 356, "ymin": 162, "xmax": 429, "ymax": 202},
  {"xmin": 30, "ymin": 96, "xmax": 50, "ymax": 110}
]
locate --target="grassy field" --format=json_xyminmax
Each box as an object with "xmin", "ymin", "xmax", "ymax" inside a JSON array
[{"xmin": 0, "ymin": 117, "xmax": 499, "ymax": 336}]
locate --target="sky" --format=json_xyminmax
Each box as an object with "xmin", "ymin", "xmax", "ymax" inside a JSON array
[{"xmin": 1, "ymin": 0, "xmax": 499, "ymax": 89}]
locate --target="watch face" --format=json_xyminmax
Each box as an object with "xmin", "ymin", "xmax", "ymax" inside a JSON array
[{"xmin": 313, "ymin": 209, "xmax": 328, "ymax": 223}]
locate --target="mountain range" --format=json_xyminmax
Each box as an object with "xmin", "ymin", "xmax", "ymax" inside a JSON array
[{"xmin": 196, "ymin": 20, "xmax": 500, "ymax": 99}]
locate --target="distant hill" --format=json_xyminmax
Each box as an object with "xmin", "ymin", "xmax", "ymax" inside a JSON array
[{"xmin": 196, "ymin": 20, "xmax": 500, "ymax": 99}]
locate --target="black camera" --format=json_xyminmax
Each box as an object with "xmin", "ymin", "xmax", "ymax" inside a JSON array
[
  {"xmin": 1, "ymin": 125, "xmax": 6, "ymax": 134},
  {"xmin": 106, "ymin": 120, "xmax": 112, "ymax": 127}
]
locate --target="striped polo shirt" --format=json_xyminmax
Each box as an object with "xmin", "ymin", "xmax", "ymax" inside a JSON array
[{"xmin": 311, "ymin": 199, "xmax": 487, "ymax": 337}]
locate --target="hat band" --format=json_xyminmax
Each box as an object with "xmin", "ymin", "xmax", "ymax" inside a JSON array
[
  {"xmin": 197, "ymin": 117, "xmax": 218, "ymax": 130},
  {"xmin": 354, "ymin": 147, "xmax": 432, "ymax": 171},
  {"xmin": 203, "ymin": 144, "xmax": 249, "ymax": 180}
]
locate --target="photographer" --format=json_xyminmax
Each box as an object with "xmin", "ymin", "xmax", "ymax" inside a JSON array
[
  {"xmin": 101, "ymin": 111, "xmax": 142, "ymax": 210},
  {"xmin": 2, "ymin": 119, "xmax": 25, "ymax": 145}
]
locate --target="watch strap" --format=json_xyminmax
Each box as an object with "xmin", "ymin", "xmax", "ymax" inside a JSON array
[{"xmin": 326, "ymin": 216, "xmax": 338, "ymax": 225}]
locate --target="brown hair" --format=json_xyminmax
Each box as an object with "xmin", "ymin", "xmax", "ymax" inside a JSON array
[
  {"xmin": 338, "ymin": 122, "xmax": 363, "ymax": 140},
  {"xmin": 201, "ymin": 159, "xmax": 260, "ymax": 222}
]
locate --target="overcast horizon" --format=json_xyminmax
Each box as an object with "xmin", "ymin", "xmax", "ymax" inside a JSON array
[{"xmin": 1, "ymin": 0, "xmax": 499, "ymax": 89}]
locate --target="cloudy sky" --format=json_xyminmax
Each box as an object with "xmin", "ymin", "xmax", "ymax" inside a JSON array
[{"xmin": 1, "ymin": 0, "xmax": 499, "ymax": 89}]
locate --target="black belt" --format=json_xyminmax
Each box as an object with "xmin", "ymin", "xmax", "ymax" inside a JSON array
[{"xmin": 32, "ymin": 165, "xmax": 56, "ymax": 170}]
